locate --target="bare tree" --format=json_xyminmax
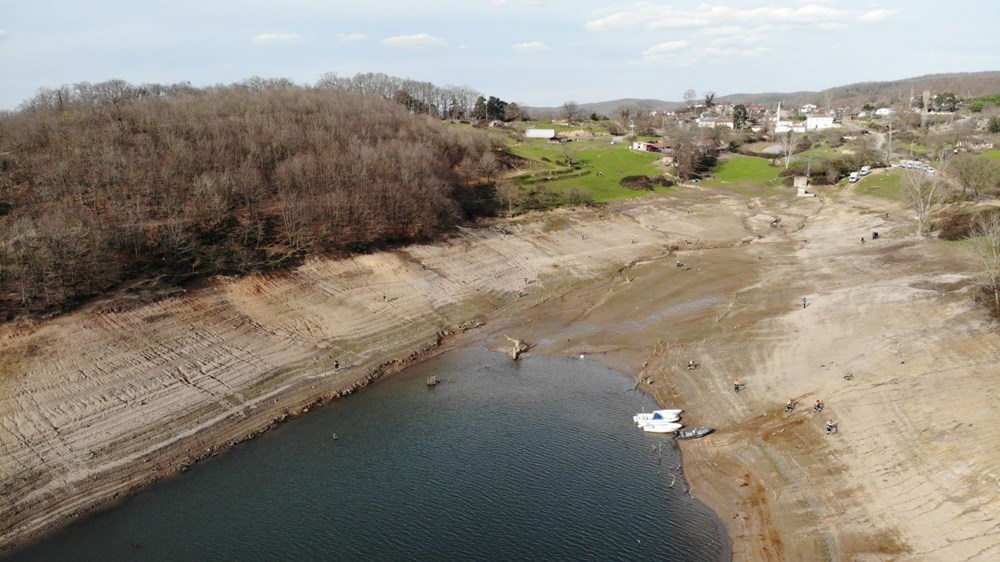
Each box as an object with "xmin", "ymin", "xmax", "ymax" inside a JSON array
[
  {"xmin": 561, "ymin": 101, "xmax": 580, "ymax": 123},
  {"xmin": 901, "ymin": 169, "xmax": 946, "ymax": 236},
  {"xmin": 945, "ymin": 154, "xmax": 1000, "ymax": 200},
  {"xmin": 683, "ymin": 89, "xmax": 696, "ymax": 107},
  {"xmin": 779, "ymin": 129, "xmax": 801, "ymax": 170},
  {"xmin": 967, "ymin": 212, "xmax": 1000, "ymax": 314}
]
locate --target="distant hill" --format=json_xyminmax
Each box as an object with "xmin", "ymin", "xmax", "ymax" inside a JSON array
[
  {"xmin": 528, "ymin": 71, "xmax": 1000, "ymax": 115},
  {"xmin": 527, "ymin": 98, "xmax": 686, "ymax": 119}
]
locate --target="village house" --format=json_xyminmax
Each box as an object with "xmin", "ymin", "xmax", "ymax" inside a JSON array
[
  {"xmin": 805, "ymin": 113, "xmax": 835, "ymax": 130},
  {"xmin": 696, "ymin": 115, "xmax": 734, "ymax": 129},
  {"xmin": 800, "ymin": 103, "xmax": 818, "ymax": 114},
  {"xmin": 630, "ymin": 140, "xmax": 669, "ymax": 152}
]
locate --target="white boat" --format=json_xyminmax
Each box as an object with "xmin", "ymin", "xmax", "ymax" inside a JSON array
[
  {"xmin": 633, "ymin": 409, "xmax": 683, "ymax": 425},
  {"xmin": 641, "ymin": 421, "xmax": 684, "ymax": 434}
]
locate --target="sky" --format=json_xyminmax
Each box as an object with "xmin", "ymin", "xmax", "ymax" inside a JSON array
[{"xmin": 1, "ymin": 0, "xmax": 998, "ymax": 110}]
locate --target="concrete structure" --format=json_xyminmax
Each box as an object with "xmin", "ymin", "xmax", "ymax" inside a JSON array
[{"xmin": 524, "ymin": 128, "xmax": 556, "ymax": 139}]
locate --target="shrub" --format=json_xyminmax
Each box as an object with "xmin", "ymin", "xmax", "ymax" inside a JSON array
[
  {"xmin": 619, "ymin": 175, "xmax": 674, "ymax": 191},
  {"xmin": 565, "ymin": 188, "xmax": 595, "ymax": 206},
  {"xmin": 937, "ymin": 212, "xmax": 973, "ymax": 240}
]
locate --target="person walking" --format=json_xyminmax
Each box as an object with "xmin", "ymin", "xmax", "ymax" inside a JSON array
[
  {"xmin": 802, "ymin": 297, "xmax": 809, "ymax": 309},
  {"xmin": 786, "ymin": 399, "xmax": 795, "ymax": 413},
  {"xmin": 826, "ymin": 419, "xmax": 836, "ymax": 434},
  {"xmin": 734, "ymin": 379, "xmax": 742, "ymax": 393}
]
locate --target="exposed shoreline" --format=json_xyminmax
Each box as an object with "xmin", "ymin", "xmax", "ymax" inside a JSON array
[{"xmin": 3, "ymin": 188, "xmax": 1000, "ymax": 560}]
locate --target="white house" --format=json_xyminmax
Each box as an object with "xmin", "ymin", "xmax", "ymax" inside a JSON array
[
  {"xmin": 696, "ymin": 116, "xmax": 734, "ymax": 129},
  {"xmin": 525, "ymin": 128, "xmax": 556, "ymax": 139},
  {"xmin": 800, "ymin": 103, "xmax": 818, "ymax": 114},
  {"xmin": 805, "ymin": 114, "xmax": 835, "ymax": 130},
  {"xmin": 775, "ymin": 120, "xmax": 806, "ymax": 133},
  {"xmin": 631, "ymin": 141, "xmax": 661, "ymax": 152},
  {"xmin": 875, "ymin": 107, "xmax": 895, "ymax": 117}
]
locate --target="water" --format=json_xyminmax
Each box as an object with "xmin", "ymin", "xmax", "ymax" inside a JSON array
[{"xmin": 7, "ymin": 349, "xmax": 727, "ymax": 561}]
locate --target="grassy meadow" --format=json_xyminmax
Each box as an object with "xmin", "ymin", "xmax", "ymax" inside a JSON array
[
  {"xmin": 699, "ymin": 154, "xmax": 784, "ymax": 196},
  {"xmin": 506, "ymin": 138, "xmax": 666, "ymax": 202}
]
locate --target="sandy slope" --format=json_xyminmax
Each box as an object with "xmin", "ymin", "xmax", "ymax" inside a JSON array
[{"xmin": 2, "ymin": 185, "xmax": 999, "ymax": 560}]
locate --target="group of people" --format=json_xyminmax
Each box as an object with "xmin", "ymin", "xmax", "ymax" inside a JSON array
[{"xmin": 787, "ymin": 398, "xmax": 837, "ymax": 433}]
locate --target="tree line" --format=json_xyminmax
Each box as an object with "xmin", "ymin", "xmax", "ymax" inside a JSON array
[{"xmin": 0, "ymin": 81, "xmax": 500, "ymax": 320}]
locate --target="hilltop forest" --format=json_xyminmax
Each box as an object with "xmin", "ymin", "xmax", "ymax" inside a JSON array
[{"xmin": 0, "ymin": 84, "xmax": 499, "ymax": 320}]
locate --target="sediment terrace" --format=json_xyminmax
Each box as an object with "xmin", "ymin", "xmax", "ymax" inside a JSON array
[{"xmin": 2, "ymin": 187, "xmax": 999, "ymax": 561}]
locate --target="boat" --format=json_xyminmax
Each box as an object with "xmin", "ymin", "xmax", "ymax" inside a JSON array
[
  {"xmin": 641, "ymin": 421, "xmax": 684, "ymax": 434},
  {"xmin": 633, "ymin": 409, "xmax": 683, "ymax": 425},
  {"xmin": 426, "ymin": 376, "xmax": 439, "ymax": 387},
  {"xmin": 676, "ymin": 427, "xmax": 714, "ymax": 440}
]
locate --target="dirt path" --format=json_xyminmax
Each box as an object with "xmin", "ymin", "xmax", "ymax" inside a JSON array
[{"xmin": 2, "ymin": 186, "xmax": 999, "ymax": 560}]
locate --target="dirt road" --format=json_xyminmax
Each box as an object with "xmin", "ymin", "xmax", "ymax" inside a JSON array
[{"xmin": 2, "ymin": 184, "xmax": 998, "ymax": 560}]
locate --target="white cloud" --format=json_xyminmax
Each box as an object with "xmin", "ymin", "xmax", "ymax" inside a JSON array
[
  {"xmin": 857, "ymin": 9, "xmax": 896, "ymax": 23},
  {"xmin": 338, "ymin": 32, "xmax": 368, "ymax": 43},
  {"xmin": 586, "ymin": 3, "xmax": 845, "ymax": 31},
  {"xmin": 513, "ymin": 41, "xmax": 548, "ymax": 54},
  {"xmin": 492, "ymin": 0, "xmax": 544, "ymax": 7},
  {"xmin": 251, "ymin": 33, "xmax": 301, "ymax": 45},
  {"xmin": 382, "ymin": 33, "xmax": 446, "ymax": 49},
  {"xmin": 640, "ymin": 40, "xmax": 691, "ymax": 63}
]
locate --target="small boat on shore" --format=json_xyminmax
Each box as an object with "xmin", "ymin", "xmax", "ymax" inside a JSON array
[
  {"xmin": 641, "ymin": 421, "xmax": 684, "ymax": 434},
  {"xmin": 426, "ymin": 376, "xmax": 439, "ymax": 387},
  {"xmin": 633, "ymin": 409, "xmax": 683, "ymax": 426},
  {"xmin": 676, "ymin": 427, "xmax": 714, "ymax": 440}
]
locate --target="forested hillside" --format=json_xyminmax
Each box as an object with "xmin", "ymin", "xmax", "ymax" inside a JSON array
[{"xmin": 0, "ymin": 84, "xmax": 498, "ymax": 320}]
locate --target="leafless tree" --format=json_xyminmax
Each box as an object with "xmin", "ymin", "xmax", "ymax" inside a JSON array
[
  {"xmin": 0, "ymin": 80, "xmax": 497, "ymax": 319},
  {"xmin": 683, "ymin": 89, "xmax": 696, "ymax": 107},
  {"xmin": 945, "ymin": 154, "xmax": 1000, "ymax": 200},
  {"xmin": 901, "ymin": 169, "xmax": 947, "ymax": 236},
  {"xmin": 967, "ymin": 212, "xmax": 1000, "ymax": 314},
  {"xmin": 561, "ymin": 101, "xmax": 580, "ymax": 123},
  {"xmin": 779, "ymin": 129, "xmax": 802, "ymax": 170}
]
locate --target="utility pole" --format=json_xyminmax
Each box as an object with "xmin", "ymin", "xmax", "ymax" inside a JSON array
[{"xmin": 887, "ymin": 120, "xmax": 893, "ymax": 163}]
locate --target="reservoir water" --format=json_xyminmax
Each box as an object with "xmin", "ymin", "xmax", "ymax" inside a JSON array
[{"xmin": 7, "ymin": 349, "xmax": 727, "ymax": 561}]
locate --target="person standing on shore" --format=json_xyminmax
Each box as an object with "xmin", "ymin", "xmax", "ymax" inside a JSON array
[
  {"xmin": 734, "ymin": 379, "xmax": 742, "ymax": 393},
  {"xmin": 826, "ymin": 419, "xmax": 837, "ymax": 434}
]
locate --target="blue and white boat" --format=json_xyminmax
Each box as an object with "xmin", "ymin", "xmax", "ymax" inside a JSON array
[{"xmin": 633, "ymin": 409, "xmax": 683, "ymax": 426}]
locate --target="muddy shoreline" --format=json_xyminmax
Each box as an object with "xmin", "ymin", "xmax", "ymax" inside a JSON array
[{"xmin": 4, "ymin": 190, "xmax": 1000, "ymax": 560}]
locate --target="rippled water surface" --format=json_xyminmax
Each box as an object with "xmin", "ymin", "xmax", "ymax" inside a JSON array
[{"xmin": 8, "ymin": 349, "xmax": 727, "ymax": 561}]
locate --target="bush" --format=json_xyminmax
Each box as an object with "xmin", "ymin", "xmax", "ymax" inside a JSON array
[
  {"xmin": 937, "ymin": 212, "xmax": 973, "ymax": 240},
  {"xmin": 619, "ymin": 175, "xmax": 674, "ymax": 191},
  {"xmin": 565, "ymin": 188, "xmax": 595, "ymax": 206},
  {"xmin": 938, "ymin": 208, "xmax": 1000, "ymax": 240}
]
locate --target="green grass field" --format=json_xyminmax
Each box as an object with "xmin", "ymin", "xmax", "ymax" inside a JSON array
[
  {"xmin": 983, "ymin": 149, "xmax": 1000, "ymax": 164},
  {"xmin": 699, "ymin": 155, "xmax": 783, "ymax": 195},
  {"xmin": 519, "ymin": 120, "xmax": 611, "ymax": 134},
  {"xmin": 853, "ymin": 169, "xmax": 904, "ymax": 200},
  {"xmin": 506, "ymin": 139, "xmax": 665, "ymax": 202}
]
